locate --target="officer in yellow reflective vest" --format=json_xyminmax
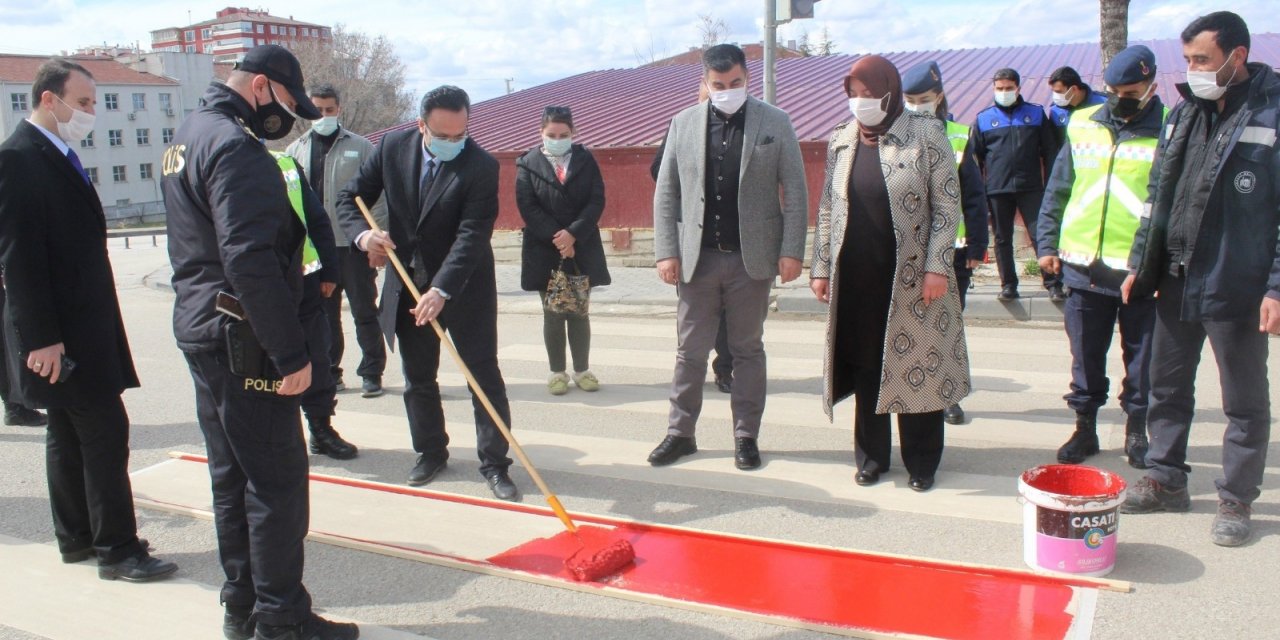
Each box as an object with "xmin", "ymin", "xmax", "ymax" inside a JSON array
[
  {"xmin": 902, "ymin": 60, "xmax": 990, "ymax": 426},
  {"xmin": 272, "ymin": 151, "xmax": 360, "ymax": 461},
  {"xmin": 1036, "ymin": 45, "xmax": 1165, "ymax": 467}
]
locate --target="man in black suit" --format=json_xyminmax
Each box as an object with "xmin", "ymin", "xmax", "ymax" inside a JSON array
[
  {"xmin": 0, "ymin": 58, "xmax": 176, "ymax": 581},
  {"xmin": 336, "ymin": 86, "xmax": 517, "ymax": 501}
]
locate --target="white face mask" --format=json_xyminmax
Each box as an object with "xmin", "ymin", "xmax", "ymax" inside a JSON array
[
  {"xmin": 542, "ymin": 136, "xmax": 572, "ymax": 157},
  {"xmin": 311, "ymin": 116, "xmax": 339, "ymax": 136},
  {"xmin": 1187, "ymin": 52, "xmax": 1238, "ymax": 101},
  {"xmin": 708, "ymin": 86, "xmax": 747, "ymax": 115},
  {"xmin": 848, "ymin": 95, "xmax": 889, "ymax": 127},
  {"xmin": 1051, "ymin": 88, "xmax": 1074, "ymax": 108},
  {"xmin": 994, "ymin": 90, "xmax": 1018, "ymax": 107},
  {"xmin": 903, "ymin": 100, "xmax": 937, "ymax": 117},
  {"xmin": 53, "ymin": 95, "xmax": 95, "ymax": 143}
]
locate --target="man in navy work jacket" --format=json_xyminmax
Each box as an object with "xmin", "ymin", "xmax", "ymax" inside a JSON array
[
  {"xmin": 1120, "ymin": 11, "xmax": 1280, "ymax": 549},
  {"xmin": 1046, "ymin": 65, "xmax": 1108, "ymax": 153},
  {"xmin": 972, "ymin": 68, "xmax": 1062, "ymax": 302}
]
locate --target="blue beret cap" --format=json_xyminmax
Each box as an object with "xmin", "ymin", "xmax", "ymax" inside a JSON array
[
  {"xmin": 902, "ymin": 61, "xmax": 944, "ymax": 95},
  {"xmin": 1105, "ymin": 45, "xmax": 1157, "ymax": 86}
]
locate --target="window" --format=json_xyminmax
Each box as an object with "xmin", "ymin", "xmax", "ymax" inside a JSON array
[
  {"xmin": 79, "ymin": 132, "xmax": 94, "ymax": 148},
  {"xmin": 289, "ymin": 27, "xmax": 296, "ymax": 36},
  {"xmin": 185, "ymin": 45, "xmax": 195, "ymax": 53},
  {"xmin": 108, "ymin": 130, "xmax": 123, "ymax": 147},
  {"xmin": 139, "ymin": 163, "xmax": 153, "ymax": 180},
  {"xmin": 112, "ymin": 165, "xmax": 126, "ymax": 183},
  {"xmin": 258, "ymin": 39, "xmax": 265, "ymax": 45},
  {"xmin": 104, "ymin": 93, "xmax": 118, "ymax": 110},
  {"xmin": 201, "ymin": 28, "xmax": 211, "ymax": 39},
  {"xmin": 257, "ymin": 24, "xmax": 264, "ymax": 33},
  {"xmin": 203, "ymin": 44, "xmax": 213, "ymax": 54},
  {"xmin": 269, "ymin": 25, "xmax": 278, "ymax": 34},
  {"xmin": 136, "ymin": 128, "xmax": 149, "ymax": 145},
  {"xmin": 159, "ymin": 93, "xmax": 172, "ymax": 111},
  {"xmin": 10, "ymin": 93, "xmax": 27, "ymax": 111},
  {"xmin": 162, "ymin": 128, "xmax": 175, "ymax": 144},
  {"xmin": 184, "ymin": 29, "xmax": 194, "ymax": 41},
  {"xmin": 132, "ymin": 93, "xmax": 146, "ymax": 111},
  {"xmin": 85, "ymin": 167, "xmax": 98, "ymax": 184}
]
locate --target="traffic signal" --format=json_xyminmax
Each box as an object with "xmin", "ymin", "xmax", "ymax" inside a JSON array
[{"xmin": 776, "ymin": 0, "xmax": 821, "ymax": 23}]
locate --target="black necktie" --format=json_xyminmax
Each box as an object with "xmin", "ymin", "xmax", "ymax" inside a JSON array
[{"xmin": 419, "ymin": 159, "xmax": 437, "ymax": 209}]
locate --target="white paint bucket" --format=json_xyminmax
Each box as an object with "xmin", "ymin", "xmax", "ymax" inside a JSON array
[{"xmin": 1018, "ymin": 464, "xmax": 1127, "ymax": 577}]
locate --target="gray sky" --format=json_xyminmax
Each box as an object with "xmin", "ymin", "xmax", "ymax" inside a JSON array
[{"xmin": 1, "ymin": 1, "xmax": 1275, "ymax": 101}]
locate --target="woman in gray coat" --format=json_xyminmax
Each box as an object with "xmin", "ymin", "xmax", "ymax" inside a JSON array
[{"xmin": 810, "ymin": 56, "xmax": 971, "ymax": 492}]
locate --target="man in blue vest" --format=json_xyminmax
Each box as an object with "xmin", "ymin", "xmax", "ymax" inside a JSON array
[
  {"xmin": 1121, "ymin": 11, "xmax": 1280, "ymax": 548},
  {"xmin": 1037, "ymin": 45, "xmax": 1163, "ymax": 469},
  {"xmin": 901, "ymin": 60, "xmax": 989, "ymax": 425},
  {"xmin": 972, "ymin": 68, "xmax": 1062, "ymax": 302},
  {"xmin": 1046, "ymin": 66, "xmax": 1107, "ymax": 153}
]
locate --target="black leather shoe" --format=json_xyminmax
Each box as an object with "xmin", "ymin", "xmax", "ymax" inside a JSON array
[
  {"xmin": 854, "ymin": 469, "xmax": 880, "ymax": 486},
  {"xmin": 647, "ymin": 435, "xmax": 697, "ymax": 466},
  {"xmin": 360, "ymin": 377, "xmax": 384, "ymax": 398},
  {"xmin": 997, "ymin": 285, "xmax": 1020, "ymax": 301},
  {"xmin": 4, "ymin": 404, "xmax": 46, "ymax": 427},
  {"xmin": 407, "ymin": 456, "xmax": 447, "ymax": 486},
  {"xmin": 309, "ymin": 427, "xmax": 358, "ymax": 460},
  {"xmin": 734, "ymin": 437, "xmax": 761, "ymax": 470},
  {"xmin": 714, "ymin": 374, "xmax": 732, "ymax": 394},
  {"xmin": 98, "ymin": 552, "xmax": 178, "ymax": 582},
  {"xmin": 909, "ymin": 476, "xmax": 935, "ymax": 492},
  {"xmin": 1049, "ymin": 285, "xmax": 1067, "ymax": 303},
  {"xmin": 943, "ymin": 404, "xmax": 965, "ymax": 425},
  {"xmin": 62, "ymin": 537, "xmax": 151, "ymax": 564},
  {"xmin": 254, "ymin": 614, "xmax": 358, "ymax": 640},
  {"xmin": 486, "ymin": 471, "xmax": 520, "ymax": 502},
  {"xmin": 224, "ymin": 604, "xmax": 255, "ymax": 640},
  {"xmin": 1056, "ymin": 413, "xmax": 1100, "ymax": 464}
]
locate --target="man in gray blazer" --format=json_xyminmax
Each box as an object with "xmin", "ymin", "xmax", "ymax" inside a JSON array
[{"xmin": 650, "ymin": 44, "xmax": 808, "ymax": 470}]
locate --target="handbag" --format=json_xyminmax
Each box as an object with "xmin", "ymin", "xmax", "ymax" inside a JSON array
[{"xmin": 544, "ymin": 258, "xmax": 590, "ymax": 317}]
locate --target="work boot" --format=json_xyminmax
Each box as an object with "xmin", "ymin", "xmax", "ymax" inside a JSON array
[
  {"xmin": 254, "ymin": 614, "xmax": 358, "ymax": 640},
  {"xmin": 309, "ymin": 422, "xmax": 358, "ymax": 460},
  {"xmin": 1056, "ymin": 412, "xmax": 1099, "ymax": 464},
  {"xmin": 224, "ymin": 604, "xmax": 255, "ymax": 640},
  {"xmin": 1210, "ymin": 500, "xmax": 1252, "ymax": 547},
  {"xmin": 1121, "ymin": 476, "xmax": 1191, "ymax": 514},
  {"xmin": 1124, "ymin": 413, "xmax": 1149, "ymax": 469},
  {"xmin": 1049, "ymin": 285, "xmax": 1067, "ymax": 303}
]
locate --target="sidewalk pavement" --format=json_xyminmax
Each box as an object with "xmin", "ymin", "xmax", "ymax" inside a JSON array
[{"xmin": 144, "ymin": 259, "xmax": 1064, "ymax": 321}]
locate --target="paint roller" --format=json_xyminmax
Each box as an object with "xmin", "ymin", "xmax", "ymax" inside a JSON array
[{"xmin": 354, "ymin": 196, "xmax": 635, "ymax": 582}]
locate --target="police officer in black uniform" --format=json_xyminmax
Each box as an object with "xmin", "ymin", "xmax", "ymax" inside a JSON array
[{"xmin": 162, "ymin": 45, "xmax": 358, "ymax": 640}]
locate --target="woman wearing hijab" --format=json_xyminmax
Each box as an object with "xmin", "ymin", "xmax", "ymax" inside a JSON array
[
  {"xmin": 810, "ymin": 56, "xmax": 971, "ymax": 492},
  {"xmin": 516, "ymin": 106, "xmax": 611, "ymax": 395}
]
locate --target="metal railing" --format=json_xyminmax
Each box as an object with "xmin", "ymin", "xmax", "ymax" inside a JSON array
[{"xmin": 107, "ymin": 227, "xmax": 165, "ymax": 249}]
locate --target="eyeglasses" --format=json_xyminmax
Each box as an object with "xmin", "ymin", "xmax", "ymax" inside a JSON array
[{"xmin": 425, "ymin": 127, "xmax": 467, "ymax": 143}]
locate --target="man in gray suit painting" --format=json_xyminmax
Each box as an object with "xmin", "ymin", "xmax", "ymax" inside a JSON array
[{"xmin": 650, "ymin": 43, "xmax": 808, "ymax": 470}]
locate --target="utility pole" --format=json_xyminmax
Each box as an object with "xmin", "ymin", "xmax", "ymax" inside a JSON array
[
  {"xmin": 504, "ymin": 78, "xmax": 515, "ymax": 95},
  {"xmin": 764, "ymin": 0, "xmax": 777, "ymax": 105}
]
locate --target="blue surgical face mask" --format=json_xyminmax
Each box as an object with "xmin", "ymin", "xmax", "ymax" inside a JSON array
[
  {"xmin": 427, "ymin": 135, "xmax": 466, "ymax": 162},
  {"xmin": 543, "ymin": 136, "xmax": 572, "ymax": 157}
]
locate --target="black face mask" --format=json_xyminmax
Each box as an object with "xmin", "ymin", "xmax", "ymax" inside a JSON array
[
  {"xmin": 253, "ymin": 83, "xmax": 297, "ymax": 140},
  {"xmin": 1107, "ymin": 85, "xmax": 1153, "ymax": 120}
]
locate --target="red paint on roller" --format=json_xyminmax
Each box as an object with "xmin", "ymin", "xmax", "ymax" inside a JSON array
[
  {"xmin": 490, "ymin": 525, "xmax": 1077, "ymax": 639},
  {"xmin": 565, "ymin": 538, "xmax": 636, "ymax": 582}
]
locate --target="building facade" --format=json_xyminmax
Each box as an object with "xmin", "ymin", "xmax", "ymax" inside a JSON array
[
  {"xmin": 150, "ymin": 7, "xmax": 329, "ymax": 63},
  {"xmin": 0, "ymin": 55, "xmax": 183, "ymax": 224}
]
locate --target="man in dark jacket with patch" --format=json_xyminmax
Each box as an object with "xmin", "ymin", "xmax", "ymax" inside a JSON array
[
  {"xmin": 163, "ymin": 45, "xmax": 358, "ymax": 639},
  {"xmin": 1120, "ymin": 12, "xmax": 1280, "ymax": 548}
]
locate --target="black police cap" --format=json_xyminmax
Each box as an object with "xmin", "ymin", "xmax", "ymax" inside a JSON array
[{"xmin": 235, "ymin": 45, "xmax": 322, "ymax": 120}]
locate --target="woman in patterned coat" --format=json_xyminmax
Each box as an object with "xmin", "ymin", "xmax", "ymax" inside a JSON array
[{"xmin": 809, "ymin": 56, "xmax": 971, "ymax": 492}]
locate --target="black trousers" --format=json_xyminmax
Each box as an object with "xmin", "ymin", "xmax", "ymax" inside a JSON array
[
  {"xmin": 46, "ymin": 393, "xmax": 144, "ymax": 564},
  {"xmin": 396, "ymin": 290, "xmax": 512, "ymax": 477},
  {"xmin": 185, "ymin": 350, "xmax": 311, "ymax": 626},
  {"xmin": 989, "ymin": 190, "xmax": 1060, "ymax": 290},
  {"xmin": 954, "ymin": 254, "xmax": 973, "ymax": 310},
  {"xmin": 711, "ymin": 310, "xmax": 732, "ymax": 379},
  {"xmin": 0, "ymin": 286, "xmax": 33, "ymax": 411},
  {"xmin": 324, "ymin": 247, "xmax": 386, "ymax": 379},
  {"xmin": 851, "ymin": 368, "xmax": 945, "ymax": 478},
  {"xmin": 299, "ymin": 309, "xmax": 337, "ymax": 423},
  {"xmin": 1145, "ymin": 274, "xmax": 1271, "ymax": 505},
  {"xmin": 1062, "ymin": 287, "xmax": 1154, "ymax": 418}
]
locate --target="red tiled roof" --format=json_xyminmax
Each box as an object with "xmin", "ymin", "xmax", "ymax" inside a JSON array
[
  {"xmin": 0, "ymin": 55, "xmax": 179, "ymax": 86},
  {"xmin": 369, "ymin": 33, "xmax": 1280, "ymax": 152}
]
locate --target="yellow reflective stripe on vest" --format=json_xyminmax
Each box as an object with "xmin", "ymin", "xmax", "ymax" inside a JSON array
[
  {"xmin": 271, "ymin": 153, "xmax": 322, "ymax": 276},
  {"xmin": 1058, "ymin": 104, "xmax": 1165, "ymax": 270},
  {"xmin": 946, "ymin": 120, "xmax": 969, "ymax": 249}
]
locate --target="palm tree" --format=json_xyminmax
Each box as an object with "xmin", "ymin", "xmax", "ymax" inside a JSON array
[{"xmin": 1099, "ymin": 0, "xmax": 1131, "ymax": 71}]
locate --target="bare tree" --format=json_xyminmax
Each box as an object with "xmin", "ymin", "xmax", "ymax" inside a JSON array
[
  {"xmin": 634, "ymin": 32, "xmax": 670, "ymax": 66},
  {"xmin": 1099, "ymin": 0, "xmax": 1131, "ymax": 71},
  {"xmin": 280, "ymin": 24, "xmax": 414, "ymax": 146},
  {"xmin": 795, "ymin": 28, "xmax": 814, "ymax": 57},
  {"xmin": 697, "ymin": 13, "xmax": 729, "ymax": 46},
  {"xmin": 815, "ymin": 23, "xmax": 838, "ymax": 56}
]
